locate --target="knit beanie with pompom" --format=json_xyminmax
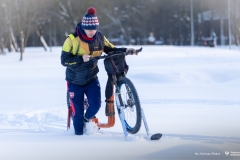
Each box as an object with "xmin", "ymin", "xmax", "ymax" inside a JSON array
[{"xmin": 81, "ymin": 7, "xmax": 99, "ymax": 30}]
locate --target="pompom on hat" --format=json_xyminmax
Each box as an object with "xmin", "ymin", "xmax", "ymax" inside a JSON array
[{"xmin": 81, "ymin": 7, "xmax": 99, "ymax": 30}]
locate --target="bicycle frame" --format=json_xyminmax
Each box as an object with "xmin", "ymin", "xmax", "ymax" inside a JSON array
[
  {"xmin": 91, "ymin": 74, "xmax": 126, "ymax": 130},
  {"xmin": 91, "ymin": 48, "xmax": 143, "ymax": 130}
]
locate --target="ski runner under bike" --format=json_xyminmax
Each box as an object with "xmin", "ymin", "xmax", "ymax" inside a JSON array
[{"xmin": 61, "ymin": 7, "xmax": 137, "ymax": 135}]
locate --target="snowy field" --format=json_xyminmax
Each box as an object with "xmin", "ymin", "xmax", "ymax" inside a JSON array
[{"xmin": 0, "ymin": 46, "xmax": 240, "ymax": 160}]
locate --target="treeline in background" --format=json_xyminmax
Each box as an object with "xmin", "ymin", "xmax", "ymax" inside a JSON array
[{"xmin": 0, "ymin": 0, "xmax": 240, "ymax": 57}]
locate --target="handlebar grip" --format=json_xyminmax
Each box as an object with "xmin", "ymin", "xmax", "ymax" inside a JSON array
[
  {"xmin": 136, "ymin": 47, "xmax": 142, "ymax": 53},
  {"xmin": 127, "ymin": 47, "xmax": 143, "ymax": 55}
]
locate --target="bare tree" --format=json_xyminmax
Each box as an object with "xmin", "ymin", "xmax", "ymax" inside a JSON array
[
  {"xmin": 1, "ymin": 0, "xmax": 18, "ymax": 52},
  {"xmin": 15, "ymin": 0, "xmax": 34, "ymax": 60},
  {"xmin": 0, "ymin": 7, "xmax": 5, "ymax": 54},
  {"xmin": 1, "ymin": 0, "xmax": 237, "ymax": 50},
  {"xmin": 0, "ymin": 38, "xmax": 5, "ymax": 54},
  {"xmin": 233, "ymin": 0, "xmax": 240, "ymax": 46}
]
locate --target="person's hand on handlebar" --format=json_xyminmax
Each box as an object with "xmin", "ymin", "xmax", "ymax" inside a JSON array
[
  {"xmin": 83, "ymin": 54, "xmax": 91, "ymax": 62},
  {"xmin": 126, "ymin": 48, "xmax": 138, "ymax": 55}
]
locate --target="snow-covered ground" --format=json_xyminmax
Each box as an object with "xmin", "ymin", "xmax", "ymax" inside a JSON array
[{"xmin": 0, "ymin": 46, "xmax": 240, "ymax": 160}]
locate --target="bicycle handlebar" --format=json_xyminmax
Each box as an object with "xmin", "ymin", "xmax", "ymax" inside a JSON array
[{"xmin": 92, "ymin": 47, "xmax": 142, "ymax": 60}]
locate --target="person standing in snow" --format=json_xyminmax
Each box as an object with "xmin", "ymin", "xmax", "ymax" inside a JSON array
[{"xmin": 61, "ymin": 7, "xmax": 137, "ymax": 135}]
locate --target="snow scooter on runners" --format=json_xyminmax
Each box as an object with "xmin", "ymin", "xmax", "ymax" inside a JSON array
[{"xmin": 66, "ymin": 47, "xmax": 162, "ymax": 140}]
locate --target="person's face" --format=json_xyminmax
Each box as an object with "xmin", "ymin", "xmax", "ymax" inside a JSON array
[{"xmin": 84, "ymin": 30, "xmax": 97, "ymax": 38}]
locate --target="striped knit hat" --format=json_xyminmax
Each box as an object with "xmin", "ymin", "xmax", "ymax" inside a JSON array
[{"xmin": 81, "ymin": 7, "xmax": 99, "ymax": 30}]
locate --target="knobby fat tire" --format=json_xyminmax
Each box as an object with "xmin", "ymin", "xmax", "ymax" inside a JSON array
[{"xmin": 117, "ymin": 77, "xmax": 142, "ymax": 134}]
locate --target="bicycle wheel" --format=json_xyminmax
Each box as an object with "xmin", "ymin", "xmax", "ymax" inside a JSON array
[{"xmin": 117, "ymin": 77, "xmax": 142, "ymax": 134}]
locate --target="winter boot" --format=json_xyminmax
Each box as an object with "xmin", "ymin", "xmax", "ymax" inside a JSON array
[{"xmin": 83, "ymin": 116, "xmax": 98, "ymax": 135}]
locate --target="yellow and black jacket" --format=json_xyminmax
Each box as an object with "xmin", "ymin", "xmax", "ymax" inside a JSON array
[{"xmin": 61, "ymin": 32, "xmax": 126, "ymax": 85}]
